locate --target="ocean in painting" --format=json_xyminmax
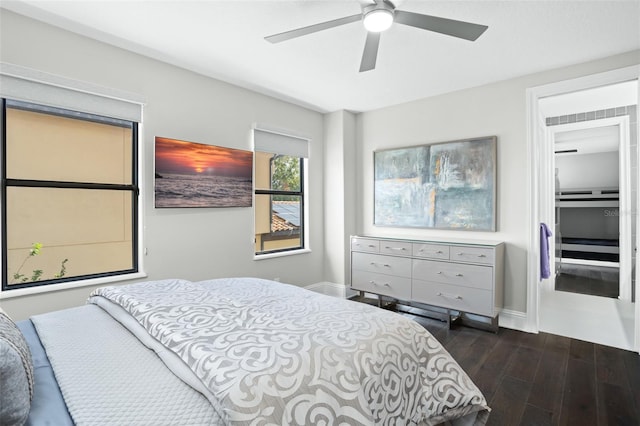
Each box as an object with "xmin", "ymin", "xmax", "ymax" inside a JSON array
[{"xmin": 155, "ymin": 173, "xmax": 252, "ymax": 208}]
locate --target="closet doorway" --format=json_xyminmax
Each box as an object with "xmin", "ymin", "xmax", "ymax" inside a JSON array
[
  {"xmin": 551, "ymin": 119, "xmax": 628, "ymax": 300},
  {"xmin": 527, "ymin": 68, "xmax": 639, "ymax": 352}
]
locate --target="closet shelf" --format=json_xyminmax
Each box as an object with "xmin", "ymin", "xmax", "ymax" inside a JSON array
[
  {"xmin": 556, "ymin": 187, "xmax": 619, "ymax": 208},
  {"xmin": 556, "ymin": 200, "xmax": 619, "ymax": 208}
]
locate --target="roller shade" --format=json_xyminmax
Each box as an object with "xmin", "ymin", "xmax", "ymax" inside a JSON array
[
  {"xmin": 253, "ymin": 127, "xmax": 310, "ymax": 158},
  {"xmin": 0, "ymin": 62, "xmax": 144, "ymax": 122}
]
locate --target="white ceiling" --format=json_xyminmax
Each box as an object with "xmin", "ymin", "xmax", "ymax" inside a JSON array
[
  {"xmin": 539, "ymin": 80, "xmax": 638, "ymax": 117},
  {"xmin": 555, "ymin": 125, "xmax": 619, "ymax": 155},
  {"xmin": 2, "ymin": 0, "xmax": 640, "ymax": 113}
]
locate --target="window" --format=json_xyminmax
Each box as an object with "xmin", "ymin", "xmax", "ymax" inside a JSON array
[
  {"xmin": 2, "ymin": 100, "xmax": 139, "ymax": 290},
  {"xmin": 253, "ymin": 128, "xmax": 309, "ymax": 256}
]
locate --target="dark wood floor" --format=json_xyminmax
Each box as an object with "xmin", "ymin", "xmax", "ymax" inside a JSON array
[{"xmin": 395, "ymin": 306, "xmax": 640, "ymax": 426}]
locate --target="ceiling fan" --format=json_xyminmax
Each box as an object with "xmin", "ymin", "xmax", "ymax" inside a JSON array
[{"xmin": 265, "ymin": 0, "xmax": 488, "ymax": 72}]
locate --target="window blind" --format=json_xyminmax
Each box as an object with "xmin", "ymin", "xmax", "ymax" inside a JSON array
[
  {"xmin": 253, "ymin": 127, "xmax": 310, "ymax": 158},
  {"xmin": 0, "ymin": 62, "xmax": 144, "ymax": 122}
]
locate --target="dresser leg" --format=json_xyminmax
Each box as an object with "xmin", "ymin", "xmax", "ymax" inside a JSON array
[
  {"xmin": 448, "ymin": 310, "xmax": 462, "ymax": 329},
  {"xmin": 491, "ymin": 314, "xmax": 499, "ymax": 334}
]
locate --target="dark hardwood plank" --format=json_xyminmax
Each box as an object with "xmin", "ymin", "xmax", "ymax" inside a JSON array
[
  {"xmin": 444, "ymin": 328, "xmax": 497, "ymax": 376},
  {"xmin": 595, "ymin": 343, "xmax": 629, "ymax": 386},
  {"xmin": 559, "ymin": 359, "xmax": 597, "ymax": 425},
  {"xmin": 500, "ymin": 327, "xmax": 532, "ymax": 346},
  {"xmin": 459, "ymin": 331, "xmax": 501, "ymax": 377},
  {"xmin": 486, "ymin": 376, "xmax": 532, "ymax": 425},
  {"xmin": 520, "ymin": 404, "xmax": 554, "ymax": 426},
  {"xmin": 569, "ymin": 338, "xmax": 595, "ymax": 363},
  {"xmin": 442, "ymin": 327, "xmax": 482, "ymax": 358},
  {"xmin": 469, "ymin": 339, "xmax": 518, "ymax": 401},
  {"xmin": 517, "ymin": 330, "xmax": 548, "ymax": 351},
  {"xmin": 543, "ymin": 333, "xmax": 571, "ymax": 354},
  {"xmin": 506, "ymin": 346, "xmax": 543, "ymax": 382},
  {"xmin": 622, "ymin": 350, "xmax": 640, "ymax": 416},
  {"xmin": 527, "ymin": 349, "xmax": 568, "ymax": 416},
  {"xmin": 597, "ymin": 382, "xmax": 638, "ymax": 426},
  {"xmin": 429, "ymin": 326, "xmax": 461, "ymax": 346}
]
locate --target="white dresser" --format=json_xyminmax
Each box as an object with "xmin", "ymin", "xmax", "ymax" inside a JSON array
[{"xmin": 350, "ymin": 235, "xmax": 504, "ymax": 330}]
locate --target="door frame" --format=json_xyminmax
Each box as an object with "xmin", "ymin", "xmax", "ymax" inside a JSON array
[{"xmin": 525, "ymin": 64, "xmax": 640, "ymax": 351}]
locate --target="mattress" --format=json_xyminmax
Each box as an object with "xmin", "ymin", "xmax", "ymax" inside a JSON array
[
  {"xmin": 25, "ymin": 304, "xmax": 220, "ymax": 426},
  {"xmin": 16, "ymin": 319, "xmax": 72, "ymax": 426},
  {"xmin": 561, "ymin": 237, "xmax": 619, "ymax": 247}
]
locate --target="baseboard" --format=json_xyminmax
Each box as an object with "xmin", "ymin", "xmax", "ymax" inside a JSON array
[
  {"xmin": 498, "ymin": 308, "xmax": 531, "ymax": 332},
  {"xmin": 306, "ymin": 282, "xmax": 351, "ymax": 298},
  {"xmin": 304, "ymin": 282, "xmax": 327, "ymax": 294}
]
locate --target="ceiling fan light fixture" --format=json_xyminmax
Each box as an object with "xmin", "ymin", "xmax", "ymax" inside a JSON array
[{"xmin": 363, "ymin": 7, "xmax": 394, "ymax": 32}]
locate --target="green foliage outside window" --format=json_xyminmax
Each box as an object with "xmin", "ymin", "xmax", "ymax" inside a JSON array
[
  {"xmin": 272, "ymin": 155, "xmax": 300, "ymax": 201},
  {"xmin": 11, "ymin": 242, "xmax": 68, "ymax": 284}
]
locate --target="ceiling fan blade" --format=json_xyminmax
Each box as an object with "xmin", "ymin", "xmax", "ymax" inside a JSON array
[
  {"xmin": 265, "ymin": 14, "xmax": 362, "ymax": 43},
  {"xmin": 394, "ymin": 10, "xmax": 488, "ymax": 41},
  {"xmin": 359, "ymin": 31, "xmax": 381, "ymax": 72}
]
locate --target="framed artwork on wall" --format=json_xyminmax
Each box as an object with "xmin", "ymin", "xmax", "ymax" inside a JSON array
[
  {"xmin": 154, "ymin": 137, "xmax": 253, "ymax": 208},
  {"xmin": 374, "ymin": 136, "xmax": 497, "ymax": 231}
]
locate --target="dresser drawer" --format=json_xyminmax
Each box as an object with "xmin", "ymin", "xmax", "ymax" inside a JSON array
[
  {"xmin": 352, "ymin": 270, "xmax": 411, "ymax": 300},
  {"xmin": 412, "ymin": 259, "xmax": 493, "ymax": 290},
  {"xmin": 352, "ymin": 252, "xmax": 411, "ymax": 278},
  {"xmin": 412, "ymin": 279, "xmax": 494, "ymax": 317},
  {"xmin": 412, "ymin": 243, "xmax": 450, "ymax": 260},
  {"xmin": 351, "ymin": 237, "xmax": 380, "ymax": 253},
  {"xmin": 380, "ymin": 240, "xmax": 412, "ymax": 256},
  {"xmin": 449, "ymin": 246, "xmax": 495, "ymax": 264}
]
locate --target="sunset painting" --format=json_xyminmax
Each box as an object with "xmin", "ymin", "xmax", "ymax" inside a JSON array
[{"xmin": 154, "ymin": 137, "xmax": 253, "ymax": 208}]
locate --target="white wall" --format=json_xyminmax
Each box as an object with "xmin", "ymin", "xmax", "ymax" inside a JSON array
[
  {"xmin": 0, "ymin": 10, "xmax": 326, "ymax": 319},
  {"xmin": 355, "ymin": 50, "xmax": 640, "ymax": 313},
  {"xmin": 323, "ymin": 110, "xmax": 357, "ymax": 285},
  {"xmin": 556, "ymin": 151, "xmax": 619, "ymax": 190}
]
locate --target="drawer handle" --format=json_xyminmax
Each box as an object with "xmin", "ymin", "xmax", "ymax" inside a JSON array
[
  {"xmin": 419, "ymin": 249, "xmax": 443, "ymax": 254},
  {"xmin": 436, "ymin": 292, "xmax": 462, "ymax": 300},
  {"xmin": 368, "ymin": 280, "xmax": 390, "ymax": 287},
  {"xmin": 455, "ymin": 273, "xmax": 464, "ymax": 277},
  {"xmin": 357, "ymin": 243, "xmax": 375, "ymax": 248},
  {"xmin": 437, "ymin": 271, "xmax": 443, "ymax": 275},
  {"xmin": 458, "ymin": 252, "xmax": 487, "ymax": 258},
  {"xmin": 386, "ymin": 246, "xmax": 406, "ymax": 251},
  {"xmin": 369, "ymin": 262, "xmax": 391, "ymax": 267}
]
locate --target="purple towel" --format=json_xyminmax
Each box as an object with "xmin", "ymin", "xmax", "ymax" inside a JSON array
[{"xmin": 540, "ymin": 223, "xmax": 553, "ymax": 279}]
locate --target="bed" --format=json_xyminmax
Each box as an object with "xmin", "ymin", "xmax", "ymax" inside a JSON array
[
  {"xmin": 560, "ymin": 237, "xmax": 619, "ymax": 262},
  {"xmin": 2, "ymin": 277, "xmax": 490, "ymax": 425},
  {"xmin": 555, "ymin": 187, "xmax": 620, "ymax": 267}
]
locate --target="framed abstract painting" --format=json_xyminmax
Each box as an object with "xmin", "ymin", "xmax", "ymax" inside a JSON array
[{"xmin": 374, "ymin": 136, "xmax": 497, "ymax": 231}]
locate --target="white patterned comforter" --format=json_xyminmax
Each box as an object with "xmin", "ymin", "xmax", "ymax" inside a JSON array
[{"xmin": 89, "ymin": 278, "xmax": 489, "ymax": 425}]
